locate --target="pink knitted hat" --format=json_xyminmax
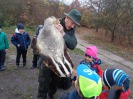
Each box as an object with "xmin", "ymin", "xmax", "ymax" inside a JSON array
[{"xmin": 85, "ymin": 46, "xmax": 98, "ymax": 59}]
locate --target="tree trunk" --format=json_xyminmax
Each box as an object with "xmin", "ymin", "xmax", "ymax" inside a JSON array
[
  {"xmin": 111, "ymin": 31, "xmax": 115, "ymax": 42},
  {"xmin": 105, "ymin": 29, "xmax": 108, "ymax": 37},
  {"xmin": 96, "ymin": 26, "xmax": 99, "ymax": 32}
]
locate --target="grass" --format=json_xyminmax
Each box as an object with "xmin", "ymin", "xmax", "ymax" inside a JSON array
[
  {"xmin": 77, "ymin": 27, "xmax": 133, "ymax": 62},
  {"xmin": 68, "ymin": 48, "xmax": 84, "ymax": 55}
]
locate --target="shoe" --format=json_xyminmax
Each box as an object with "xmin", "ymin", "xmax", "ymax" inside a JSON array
[
  {"xmin": 48, "ymin": 94, "xmax": 54, "ymax": 99},
  {"xmin": 30, "ymin": 66, "xmax": 35, "ymax": 69},
  {"xmin": 30, "ymin": 64, "xmax": 35, "ymax": 69},
  {"xmin": 23, "ymin": 64, "xmax": 28, "ymax": 69},
  {"xmin": 48, "ymin": 96, "xmax": 54, "ymax": 99},
  {"xmin": 23, "ymin": 66, "xmax": 28, "ymax": 69},
  {"xmin": 37, "ymin": 95, "xmax": 47, "ymax": 99},
  {"xmin": 0, "ymin": 68, "xmax": 5, "ymax": 71},
  {"xmin": 16, "ymin": 65, "xmax": 19, "ymax": 70}
]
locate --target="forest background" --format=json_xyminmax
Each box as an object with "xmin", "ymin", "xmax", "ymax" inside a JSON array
[{"xmin": 1, "ymin": 0, "xmax": 133, "ymax": 50}]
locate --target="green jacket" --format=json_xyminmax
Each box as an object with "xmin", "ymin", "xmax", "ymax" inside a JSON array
[
  {"xmin": 60, "ymin": 17, "xmax": 77, "ymax": 50},
  {"xmin": 0, "ymin": 31, "xmax": 9, "ymax": 50}
]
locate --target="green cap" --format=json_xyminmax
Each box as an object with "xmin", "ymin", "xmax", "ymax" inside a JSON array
[
  {"xmin": 76, "ymin": 64, "xmax": 102, "ymax": 98},
  {"xmin": 64, "ymin": 9, "xmax": 81, "ymax": 26}
]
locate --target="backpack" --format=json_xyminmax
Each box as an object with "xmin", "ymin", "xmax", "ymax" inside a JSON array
[
  {"xmin": 92, "ymin": 64, "xmax": 103, "ymax": 78},
  {"xmin": 96, "ymin": 65, "xmax": 103, "ymax": 78},
  {"xmin": 13, "ymin": 33, "xmax": 17, "ymax": 39}
]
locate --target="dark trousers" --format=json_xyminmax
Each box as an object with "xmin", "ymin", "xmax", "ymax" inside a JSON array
[
  {"xmin": 37, "ymin": 65, "xmax": 60, "ymax": 99},
  {"xmin": 16, "ymin": 48, "xmax": 27, "ymax": 66},
  {"xmin": 0, "ymin": 50, "xmax": 6, "ymax": 69},
  {"xmin": 32, "ymin": 54, "xmax": 39, "ymax": 67}
]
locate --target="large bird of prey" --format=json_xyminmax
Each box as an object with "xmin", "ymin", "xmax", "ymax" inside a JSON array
[{"xmin": 37, "ymin": 16, "xmax": 74, "ymax": 77}]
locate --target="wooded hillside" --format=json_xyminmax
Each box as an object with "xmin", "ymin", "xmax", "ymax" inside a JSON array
[{"xmin": 0, "ymin": 0, "xmax": 133, "ymax": 46}]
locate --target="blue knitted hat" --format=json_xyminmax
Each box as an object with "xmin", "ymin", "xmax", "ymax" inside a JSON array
[
  {"xmin": 17, "ymin": 23, "xmax": 24, "ymax": 30},
  {"xmin": 102, "ymin": 69, "xmax": 130, "ymax": 91}
]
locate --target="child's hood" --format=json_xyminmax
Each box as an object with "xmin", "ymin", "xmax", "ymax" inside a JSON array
[
  {"xmin": 15, "ymin": 28, "xmax": 25, "ymax": 34},
  {"xmin": 15, "ymin": 28, "xmax": 20, "ymax": 33}
]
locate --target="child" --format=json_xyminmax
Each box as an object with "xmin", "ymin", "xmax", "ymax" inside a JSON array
[
  {"xmin": 30, "ymin": 25, "xmax": 43, "ymax": 69},
  {"xmin": 11, "ymin": 23, "xmax": 30, "ymax": 69},
  {"xmin": 35, "ymin": 25, "xmax": 43, "ymax": 36},
  {"xmin": 99, "ymin": 68, "xmax": 131, "ymax": 99},
  {"xmin": 60, "ymin": 64, "xmax": 102, "ymax": 99},
  {"xmin": 80, "ymin": 46, "xmax": 102, "ymax": 77},
  {"xmin": 72, "ymin": 46, "xmax": 103, "ymax": 82},
  {"xmin": 0, "ymin": 23, "xmax": 9, "ymax": 71}
]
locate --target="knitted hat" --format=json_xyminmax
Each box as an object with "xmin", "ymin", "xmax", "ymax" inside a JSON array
[
  {"xmin": 102, "ymin": 69, "xmax": 130, "ymax": 91},
  {"xmin": 17, "ymin": 23, "xmax": 24, "ymax": 30},
  {"xmin": 85, "ymin": 46, "xmax": 98, "ymax": 59},
  {"xmin": 76, "ymin": 64, "xmax": 102, "ymax": 98},
  {"xmin": 64, "ymin": 9, "xmax": 81, "ymax": 26},
  {"xmin": 36, "ymin": 25, "xmax": 43, "ymax": 36}
]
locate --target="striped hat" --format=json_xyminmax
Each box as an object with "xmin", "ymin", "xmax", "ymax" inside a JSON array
[
  {"xmin": 102, "ymin": 69, "xmax": 130, "ymax": 91},
  {"xmin": 76, "ymin": 64, "xmax": 102, "ymax": 98}
]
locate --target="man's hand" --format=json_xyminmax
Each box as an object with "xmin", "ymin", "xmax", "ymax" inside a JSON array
[
  {"xmin": 72, "ymin": 69, "xmax": 77, "ymax": 76},
  {"xmin": 55, "ymin": 24, "xmax": 65, "ymax": 36}
]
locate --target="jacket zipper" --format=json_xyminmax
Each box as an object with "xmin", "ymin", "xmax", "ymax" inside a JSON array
[{"xmin": 22, "ymin": 34, "xmax": 26, "ymax": 50}]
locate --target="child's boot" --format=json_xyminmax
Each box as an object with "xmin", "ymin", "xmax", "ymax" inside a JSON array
[
  {"xmin": 16, "ymin": 65, "xmax": 19, "ymax": 70},
  {"xmin": 30, "ymin": 64, "xmax": 35, "ymax": 69},
  {"xmin": 0, "ymin": 63, "xmax": 5, "ymax": 71},
  {"xmin": 1, "ymin": 65, "xmax": 5, "ymax": 71},
  {"xmin": 23, "ymin": 63, "xmax": 27, "ymax": 69},
  {"xmin": 0, "ymin": 66, "xmax": 1, "ymax": 71}
]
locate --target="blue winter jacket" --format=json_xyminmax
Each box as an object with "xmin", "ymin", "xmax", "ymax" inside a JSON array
[
  {"xmin": 11, "ymin": 29, "xmax": 30, "ymax": 50},
  {"xmin": 60, "ymin": 90, "xmax": 83, "ymax": 99}
]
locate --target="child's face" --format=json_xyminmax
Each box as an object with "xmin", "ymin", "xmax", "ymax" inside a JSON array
[
  {"xmin": 85, "ymin": 54, "xmax": 93, "ymax": 62},
  {"xmin": 19, "ymin": 29, "xmax": 25, "ymax": 34}
]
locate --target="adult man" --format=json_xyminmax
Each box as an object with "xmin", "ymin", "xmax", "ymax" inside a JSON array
[{"xmin": 37, "ymin": 9, "xmax": 81, "ymax": 99}]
